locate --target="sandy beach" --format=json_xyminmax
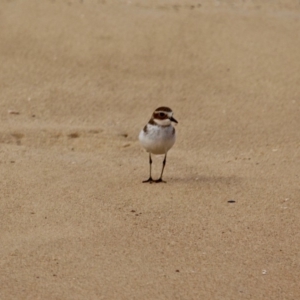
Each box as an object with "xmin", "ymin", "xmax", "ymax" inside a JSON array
[{"xmin": 1, "ymin": 0, "xmax": 300, "ymax": 299}]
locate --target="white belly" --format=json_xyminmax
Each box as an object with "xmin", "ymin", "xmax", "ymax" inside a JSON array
[{"xmin": 139, "ymin": 124, "xmax": 176, "ymax": 155}]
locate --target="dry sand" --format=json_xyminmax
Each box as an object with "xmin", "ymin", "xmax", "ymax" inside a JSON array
[{"xmin": 1, "ymin": 0, "xmax": 300, "ymax": 299}]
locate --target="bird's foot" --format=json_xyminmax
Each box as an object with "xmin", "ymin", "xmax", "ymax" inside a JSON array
[
  {"xmin": 143, "ymin": 177, "xmax": 154, "ymax": 183},
  {"xmin": 154, "ymin": 178, "xmax": 166, "ymax": 183}
]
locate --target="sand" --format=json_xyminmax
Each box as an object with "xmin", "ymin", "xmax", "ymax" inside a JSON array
[{"xmin": 1, "ymin": 0, "xmax": 300, "ymax": 299}]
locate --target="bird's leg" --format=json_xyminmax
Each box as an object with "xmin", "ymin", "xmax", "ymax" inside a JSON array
[
  {"xmin": 155, "ymin": 154, "xmax": 167, "ymax": 183},
  {"xmin": 143, "ymin": 153, "xmax": 154, "ymax": 183}
]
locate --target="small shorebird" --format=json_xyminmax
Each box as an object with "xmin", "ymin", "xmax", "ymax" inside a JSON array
[{"xmin": 139, "ymin": 106, "xmax": 178, "ymax": 183}]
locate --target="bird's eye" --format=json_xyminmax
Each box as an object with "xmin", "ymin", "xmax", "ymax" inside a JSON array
[{"xmin": 159, "ymin": 113, "xmax": 165, "ymax": 117}]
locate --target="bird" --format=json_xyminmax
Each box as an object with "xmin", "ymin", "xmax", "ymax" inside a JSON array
[{"xmin": 139, "ymin": 106, "xmax": 178, "ymax": 183}]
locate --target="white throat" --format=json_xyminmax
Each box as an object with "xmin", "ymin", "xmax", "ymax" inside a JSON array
[{"xmin": 153, "ymin": 118, "xmax": 171, "ymax": 126}]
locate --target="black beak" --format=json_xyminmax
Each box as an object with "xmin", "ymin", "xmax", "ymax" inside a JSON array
[{"xmin": 170, "ymin": 116, "xmax": 178, "ymax": 124}]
